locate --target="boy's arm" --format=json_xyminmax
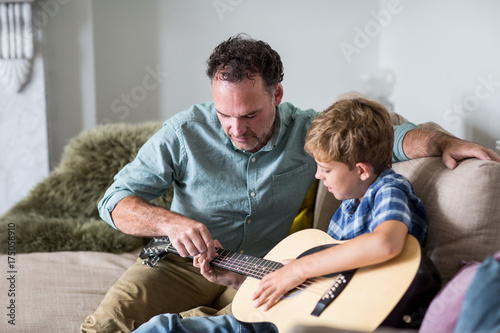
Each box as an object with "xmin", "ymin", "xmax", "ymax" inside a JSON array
[{"xmin": 251, "ymin": 220, "xmax": 408, "ymax": 311}]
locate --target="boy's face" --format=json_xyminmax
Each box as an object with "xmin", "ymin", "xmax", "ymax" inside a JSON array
[{"xmin": 315, "ymin": 159, "xmax": 369, "ymax": 202}]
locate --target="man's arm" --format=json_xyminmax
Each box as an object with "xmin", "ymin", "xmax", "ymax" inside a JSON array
[
  {"xmin": 402, "ymin": 128, "xmax": 500, "ymax": 170},
  {"xmin": 98, "ymin": 123, "xmax": 217, "ymax": 259},
  {"xmin": 112, "ymin": 195, "xmax": 217, "ymax": 260}
]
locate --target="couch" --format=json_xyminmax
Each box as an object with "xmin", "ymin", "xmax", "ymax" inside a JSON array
[{"xmin": 1, "ymin": 117, "xmax": 499, "ymax": 333}]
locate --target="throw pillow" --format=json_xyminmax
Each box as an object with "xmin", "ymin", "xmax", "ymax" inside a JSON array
[
  {"xmin": 419, "ymin": 260, "xmax": 480, "ymax": 332},
  {"xmin": 453, "ymin": 251, "xmax": 500, "ymax": 332}
]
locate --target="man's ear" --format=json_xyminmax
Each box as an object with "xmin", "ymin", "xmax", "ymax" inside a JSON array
[
  {"xmin": 356, "ymin": 163, "xmax": 373, "ymax": 181},
  {"xmin": 273, "ymin": 83, "xmax": 284, "ymax": 106}
]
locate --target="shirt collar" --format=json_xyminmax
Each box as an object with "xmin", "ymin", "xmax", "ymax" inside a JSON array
[{"xmin": 259, "ymin": 109, "xmax": 281, "ymax": 152}]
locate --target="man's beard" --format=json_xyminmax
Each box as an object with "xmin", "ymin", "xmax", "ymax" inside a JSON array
[{"xmin": 231, "ymin": 118, "xmax": 275, "ymax": 153}]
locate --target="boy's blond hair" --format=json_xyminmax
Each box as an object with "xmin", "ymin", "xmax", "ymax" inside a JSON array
[{"xmin": 305, "ymin": 97, "xmax": 394, "ymax": 174}]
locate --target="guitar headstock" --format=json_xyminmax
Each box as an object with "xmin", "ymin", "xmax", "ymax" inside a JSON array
[{"xmin": 139, "ymin": 236, "xmax": 174, "ymax": 267}]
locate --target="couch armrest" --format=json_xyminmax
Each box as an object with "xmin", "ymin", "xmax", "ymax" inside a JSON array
[{"xmin": 393, "ymin": 157, "xmax": 500, "ymax": 282}]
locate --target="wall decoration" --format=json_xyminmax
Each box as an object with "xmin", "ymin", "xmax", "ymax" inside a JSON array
[{"xmin": 0, "ymin": 0, "xmax": 34, "ymax": 93}]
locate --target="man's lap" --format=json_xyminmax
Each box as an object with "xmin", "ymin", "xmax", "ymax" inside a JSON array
[{"xmin": 81, "ymin": 254, "xmax": 229, "ymax": 333}]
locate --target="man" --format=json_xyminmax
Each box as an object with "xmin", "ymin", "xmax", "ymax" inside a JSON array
[{"xmin": 82, "ymin": 34, "xmax": 500, "ymax": 333}]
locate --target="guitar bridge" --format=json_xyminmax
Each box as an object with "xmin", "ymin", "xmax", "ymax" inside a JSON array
[{"xmin": 311, "ymin": 269, "xmax": 356, "ymax": 317}]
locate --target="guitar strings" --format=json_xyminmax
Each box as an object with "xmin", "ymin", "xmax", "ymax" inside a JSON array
[
  {"xmin": 147, "ymin": 240, "xmax": 338, "ymax": 296},
  {"xmin": 211, "ymin": 251, "xmax": 339, "ymax": 296}
]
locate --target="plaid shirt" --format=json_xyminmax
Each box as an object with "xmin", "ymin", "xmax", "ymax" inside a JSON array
[{"xmin": 327, "ymin": 168, "xmax": 427, "ymax": 245}]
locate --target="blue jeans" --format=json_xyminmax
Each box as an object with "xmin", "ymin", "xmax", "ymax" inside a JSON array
[{"xmin": 133, "ymin": 313, "xmax": 277, "ymax": 333}]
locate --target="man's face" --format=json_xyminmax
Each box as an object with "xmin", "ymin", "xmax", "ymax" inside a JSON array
[{"xmin": 213, "ymin": 75, "xmax": 283, "ymax": 153}]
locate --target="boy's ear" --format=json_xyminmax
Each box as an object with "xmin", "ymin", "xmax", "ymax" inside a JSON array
[{"xmin": 355, "ymin": 163, "xmax": 373, "ymax": 181}]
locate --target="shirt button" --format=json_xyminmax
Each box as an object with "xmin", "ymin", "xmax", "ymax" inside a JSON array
[
  {"xmin": 247, "ymin": 219, "xmax": 252, "ymax": 224},
  {"xmin": 251, "ymin": 157, "xmax": 256, "ymax": 163},
  {"xmin": 250, "ymin": 192, "xmax": 256, "ymax": 197},
  {"xmin": 239, "ymin": 250, "xmax": 244, "ymax": 254}
]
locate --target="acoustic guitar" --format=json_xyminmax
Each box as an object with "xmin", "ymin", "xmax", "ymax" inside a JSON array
[{"xmin": 140, "ymin": 228, "xmax": 441, "ymax": 332}]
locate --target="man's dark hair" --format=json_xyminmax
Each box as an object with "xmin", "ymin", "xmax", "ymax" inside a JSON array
[{"xmin": 206, "ymin": 34, "xmax": 284, "ymax": 94}]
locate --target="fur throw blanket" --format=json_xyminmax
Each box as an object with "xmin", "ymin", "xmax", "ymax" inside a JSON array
[{"xmin": 0, "ymin": 122, "xmax": 173, "ymax": 253}]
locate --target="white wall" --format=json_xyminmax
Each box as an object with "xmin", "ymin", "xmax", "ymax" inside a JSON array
[
  {"xmin": 41, "ymin": 0, "xmax": 381, "ymax": 168},
  {"xmin": 155, "ymin": 0, "xmax": 380, "ymax": 118},
  {"xmin": 380, "ymin": 0, "xmax": 500, "ymax": 149},
  {"xmin": 0, "ymin": 54, "xmax": 49, "ymax": 215},
  {"xmin": 0, "ymin": 3, "xmax": 50, "ymax": 215},
  {"xmin": 91, "ymin": 0, "xmax": 380, "ymax": 124},
  {"xmin": 41, "ymin": 0, "xmax": 500, "ymax": 167},
  {"xmin": 93, "ymin": 1, "xmax": 162, "ymax": 125},
  {"xmin": 44, "ymin": 0, "xmax": 96, "ymax": 169}
]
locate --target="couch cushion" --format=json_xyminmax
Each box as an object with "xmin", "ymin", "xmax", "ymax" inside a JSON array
[
  {"xmin": 290, "ymin": 181, "xmax": 319, "ymax": 234},
  {"xmin": 0, "ymin": 250, "xmax": 138, "ymax": 332}
]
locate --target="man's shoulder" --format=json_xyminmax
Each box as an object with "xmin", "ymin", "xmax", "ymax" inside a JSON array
[
  {"xmin": 278, "ymin": 102, "xmax": 319, "ymax": 125},
  {"xmin": 165, "ymin": 101, "xmax": 218, "ymax": 127}
]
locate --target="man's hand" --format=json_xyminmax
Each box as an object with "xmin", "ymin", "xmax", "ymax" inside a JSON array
[
  {"xmin": 441, "ymin": 136, "xmax": 500, "ymax": 170},
  {"xmin": 403, "ymin": 128, "xmax": 500, "ymax": 170},
  {"xmin": 193, "ymin": 240, "xmax": 246, "ymax": 290},
  {"xmin": 163, "ymin": 215, "xmax": 217, "ymax": 259},
  {"xmin": 112, "ymin": 195, "xmax": 216, "ymax": 259}
]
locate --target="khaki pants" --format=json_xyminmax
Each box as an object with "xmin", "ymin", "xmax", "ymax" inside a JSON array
[{"xmin": 81, "ymin": 254, "xmax": 235, "ymax": 333}]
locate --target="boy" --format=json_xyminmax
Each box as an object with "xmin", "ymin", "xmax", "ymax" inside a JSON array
[{"xmin": 250, "ymin": 97, "xmax": 427, "ymax": 311}]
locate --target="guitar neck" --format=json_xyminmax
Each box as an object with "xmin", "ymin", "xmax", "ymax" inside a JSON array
[
  {"xmin": 162, "ymin": 242, "xmax": 283, "ymax": 279},
  {"xmin": 141, "ymin": 237, "xmax": 284, "ymax": 279},
  {"xmin": 212, "ymin": 248, "xmax": 283, "ymax": 280}
]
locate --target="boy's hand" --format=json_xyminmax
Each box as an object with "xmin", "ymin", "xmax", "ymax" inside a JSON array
[{"xmin": 251, "ymin": 259, "xmax": 307, "ymax": 311}]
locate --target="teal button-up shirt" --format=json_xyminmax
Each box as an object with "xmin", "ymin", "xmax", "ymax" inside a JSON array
[{"xmin": 98, "ymin": 101, "xmax": 416, "ymax": 257}]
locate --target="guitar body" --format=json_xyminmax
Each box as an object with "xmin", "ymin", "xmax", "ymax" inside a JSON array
[{"xmin": 232, "ymin": 229, "xmax": 425, "ymax": 332}]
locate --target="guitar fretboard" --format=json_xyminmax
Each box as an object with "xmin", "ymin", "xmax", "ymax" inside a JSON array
[
  {"xmin": 144, "ymin": 237, "xmax": 283, "ymax": 279},
  {"xmin": 212, "ymin": 248, "xmax": 283, "ymax": 279}
]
